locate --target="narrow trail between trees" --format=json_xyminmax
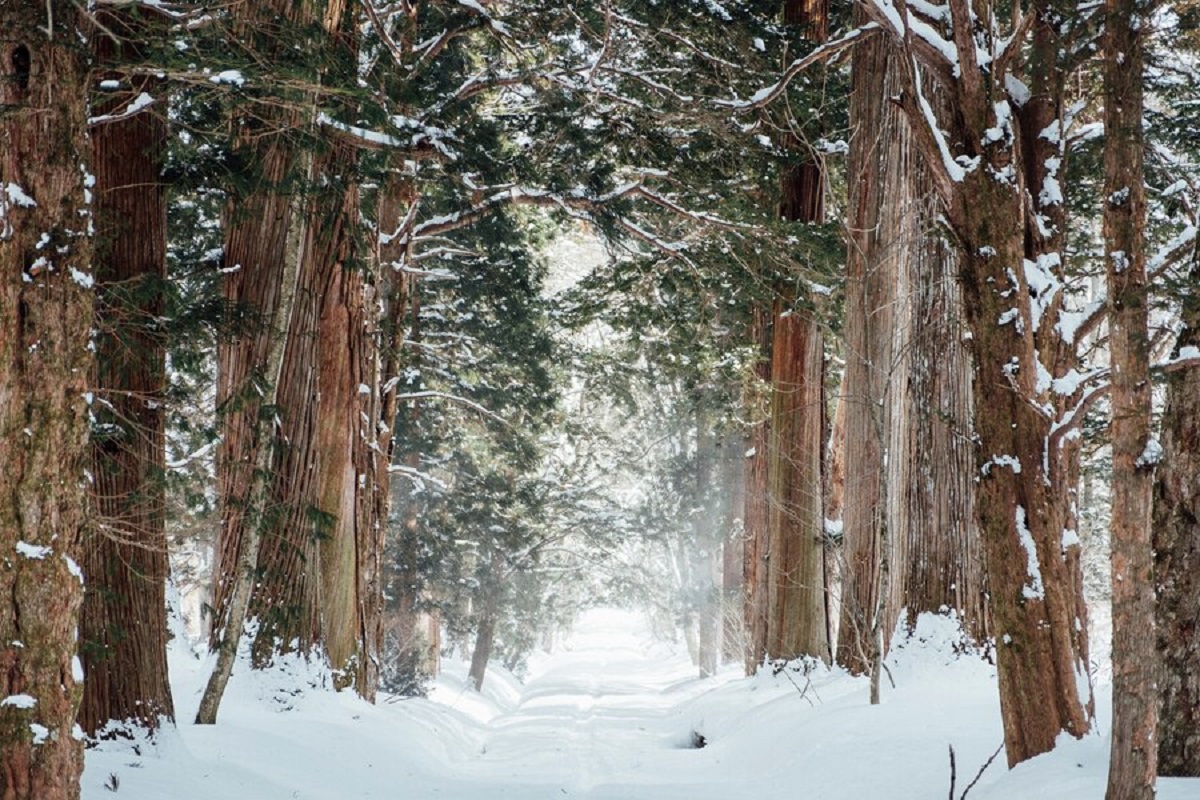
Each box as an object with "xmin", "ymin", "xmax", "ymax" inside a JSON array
[{"xmin": 429, "ymin": 609, "xmax": 747, "ymax": 798}]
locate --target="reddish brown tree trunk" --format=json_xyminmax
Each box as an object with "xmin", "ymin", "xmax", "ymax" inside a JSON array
[
  {"xmin": 840, "ymin": 23, "xmax": 985, "ymax": 681},
  {"xmin": 756, "ymin": 0, "xmax": 831, "ymax": 666},
  {"xmin": 765, "ymin": 292, "xmax": 828, "ymax": 662},
  {"xmin": 240, "ymin": 9, "xmax": 379, "ymax": 696},
  {"xmin": 838, "ymin": 26, "xmax": 899, "ymax": 675},
  {"xmin": 1154, "ymin": 266, "xmax": 1200, "ymax": 777},
  {"xmin": 863, "ymin": 0, "xmax": 1094, "ymax": 765},
  {"xmin": 1102, "ymin": 1, "xmax": 1156, "ymax": 795},
  {"xmin": 0, "ymin": 13, "xmax": 92, "ymax": 797},
  {"xmin": 80, "ymin": 12, "xmax": 174, "ymax": 736}
]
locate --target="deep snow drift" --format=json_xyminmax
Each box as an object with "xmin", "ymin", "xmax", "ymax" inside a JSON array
[{"xmin": 83, "ymin": 608, "xmax": 1198, "ymax": 799}]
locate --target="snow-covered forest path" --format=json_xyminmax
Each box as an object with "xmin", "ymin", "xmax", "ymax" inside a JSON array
[
  {"xmin": 428, "ymin": 609, "xmax": 757, "ymax": 798},
  {"xmin": 83, "ymin": 608, "xmax": 1199, "ymax": 799}
]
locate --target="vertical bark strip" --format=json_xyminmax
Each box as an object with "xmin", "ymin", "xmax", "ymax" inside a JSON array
[
  {"xmin": 1154, "ymin": 263, "xmax": 1200, "ymax": 777},
  {"xmin": 80, "ymin": 10, "xmax": 174, "ymax": 736},
  {"xmin": 765, "ymin": 299, "xmax": 828, "ymax": 661},
  {"xmin": 1102, "ymin": 1, "xmax": 1156, "ymax": 796},
  {"xmin": 742, "ymin": 304, "xmax": 772, "ymax": 672},
  {"xmin": 0, "ymin": 12, "xmax": 92, "ymax": 798},
  {"xmin": 839, "ymin": 24, "xmax": 899, "ymax": 675}
]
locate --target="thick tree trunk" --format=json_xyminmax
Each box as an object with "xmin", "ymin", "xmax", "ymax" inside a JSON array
[
  {"xmin": 840, "ymin": 26, "xmax": 985, "ymax": 682},
  {"xmin": 80, "ymin": 13, "xmax": 174, "ymax": 737},
  {"xmin": 1154, "ymin": 266, "xmax": 1200, "ymax": 777},
  {"xmin": 894, "ymin": 227, "xmax": 983, "ymax": 638},
  {"xmin": 867, "ymin": 0, "xmax": 1093, "ymax": 765},
  {"xmin": 765, "ymin": 295, "xmax": 828, "ymax": 662},
  {"xmin": 839, "ymin": 27, "xmax": 900, "ymax": 675},
  {"xmin": 0, "ymin": 14, "xmax": 92, "ymax": 798},
  {"xmin": 955, "ymin": 179, "xmax": 1092, "ymax": 765},
  {"xmin": 199, "ymin": 2, "xmax": 328, "ymax": 723},
  {"xmin": 1102, "ymin": 2, "xmax": 1156, "ymax": 796},
  {"xmin": 758, "ymin": 0, "xmax": 831, "ymax": 665}
]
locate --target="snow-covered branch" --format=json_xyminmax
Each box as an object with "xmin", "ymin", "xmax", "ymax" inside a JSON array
[
  {"xmin": 715, "ymin": 25, "xmax": 878, "ymax": 112},
  {"xmin": 395, "ymin": 390, "xmax": 512, "ymax": 427}
]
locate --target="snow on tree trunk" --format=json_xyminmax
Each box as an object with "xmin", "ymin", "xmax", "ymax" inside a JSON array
[
  {"xmin": 0, "ymin": 12, "xmax": 92, "ymax": 797},
  {"xmin": 80, "ymin": 9, "xmax": 174, "ymax": 737},
  {"xmin": 841, "ymin": 23, "xmax": 986, "ymax": 680},
  {"xmin": 861, "ymin": 0, "xmax": 1094, "ymax": 765}
]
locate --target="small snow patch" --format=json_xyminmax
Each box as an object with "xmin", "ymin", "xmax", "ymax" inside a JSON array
[
  {"xmin": 4, "ymin": 183, "xmax": 36, "ymax": 208},
  {"xmin": 1015, "ymin": 507, "xmax": 1045, "ymax": 600},
  {"xmin": 69, "ymin": 267, "xmax": 95, "ymax": 289},
  {"xmin": 210, "ymin": 70, "xmax": 246, "ymax": 86},
  {"xmin": 2, "ymin": 694, "xmax": 37, "ymax": 709},
  {"xmin": 1136, "ymin": 437, "xmax": 1163, "ymax": 468},
  {"xmin": 16, "ymin": 542, "xmax": 51, "ymax": 560},
  {"xmin": 63, "ymin": 554, "xmax": 84, "ymax": 583}
]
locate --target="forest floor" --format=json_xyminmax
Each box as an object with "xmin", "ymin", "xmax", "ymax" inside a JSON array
[{"xmin": 82, "ymin": 608, "xmax": 1199, "ymax": 799}]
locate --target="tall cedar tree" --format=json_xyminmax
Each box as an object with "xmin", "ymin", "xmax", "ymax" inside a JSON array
[
  {"xmin": 838, "ymin": 6, "xmax": 984, "ymax": 689},
  {"xmin": 0, "ymin": 7, "xmax": 92, "ymax": 798},
  {"xmin": 201, "ymin": 0, "xmax": 333, "ymax": 723},
  {"xmin": 1103, "ymin": 0, "xmax": 1157, "ymax": 796},
  {"xmin": 80, "ymin": 7, "xmax": 175, "ymax": 737},
  {"xmin": 1154, "ymin": 262, "xmax": 1200, "ymax": 776},
  {"xmin": 248, "ymin": 6, "xmax": 381, "ymax": 695},
  {"xmin": 857, "ymin": 0, "xmax": 1095, "ymax": 764},
  {"xmin": 755, "ymin": 0, "xmax": 832, "ymax": 666}
]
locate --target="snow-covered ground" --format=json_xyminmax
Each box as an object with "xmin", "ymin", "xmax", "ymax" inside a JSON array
[{"xmin": 83, "ymin": 608, "xmax": 1198, "ymax": 799}]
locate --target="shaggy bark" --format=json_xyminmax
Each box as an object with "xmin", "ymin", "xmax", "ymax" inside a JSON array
[
  {"xmin": 80, "ymin": 11, "xmax": 174, "ymax": 737},
  {"xmin": 840, "ymin": 23, "xmax": 985, "ymax": 682},
  {"xmin": 1102, "ymin": 0, "xmax": 1157, "ymax": 795},
  {"xmin": 861, "ymin": 0, "xmax": 1094, "ymax": 764},
  {"xmin": 1154, "ymin": 266, "xmax": 1200, "ymax": 777},
  {"xmin": 0, "ymin": 12, "xmax": 92, "ymax": 797}
]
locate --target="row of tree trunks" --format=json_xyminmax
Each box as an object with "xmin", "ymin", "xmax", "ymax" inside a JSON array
[
  {"xmin": 80, "ymin": 9, "xmax": 174, "ymax": 737},
  {"xmin": 856, "ymin": 0, "xmax": 1095, "ymax": 766},
  {"xmin": 0, "ymin": 10, "xmax": 93, "ymax": 797}
]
